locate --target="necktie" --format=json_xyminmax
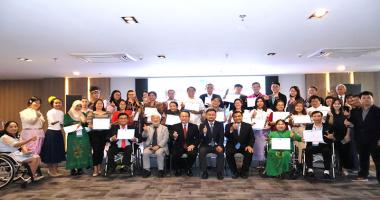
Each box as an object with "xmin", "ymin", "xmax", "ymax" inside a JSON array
[
  {"xmin": 121, "ymin": 126, "xmax": 127, "ymax": 148},
  {"xmin": 183, "ymin": 124, "xmax": 188, "ymax": 148},
  {"xmin": 152, "ymin": 126, "xmax": 158, "ymax": 146},
  {"xmin": 209, "ymin": 122, "xmax": 215, "ymax": 147},
  {"xmin": 235, "ymin": 123, "xmax": 241, "ymax": 149}
]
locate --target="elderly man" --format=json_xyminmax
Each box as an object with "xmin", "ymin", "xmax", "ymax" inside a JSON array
[
  {"xmin": 142, "ymin": 114, "xmax": 169, "ymax": 178},
  {"xmin": 335, "ymin": 84, "xmax": 347, "ymax": 106},
  {"xmin": 199, "ymin": 83, "xmax": 223, "ymax": 108}
]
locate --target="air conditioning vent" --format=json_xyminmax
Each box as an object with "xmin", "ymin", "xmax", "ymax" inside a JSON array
[
  {"xmin": 308, "ymin": 47, "xmax": 380, "ymax": 59},
  {"xmin": 70, "ymin": 52, "xmax": 137, "ymax": 63}
]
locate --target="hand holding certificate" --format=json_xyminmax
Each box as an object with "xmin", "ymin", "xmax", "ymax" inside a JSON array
[
  {"xmin": 271, "ymin": 138, "xmax": 291, "ymax": 150},
  {"xmin": 117, "ymin": 129, "xmax": 135, "ymax": 140},
  {"xmin": 272, "ymin": 112, "xmax": 290, "ymax": 122},
  {"xmin": 303, "ymin": 130, "xmax": 324, "ymax": 142},
  {"xmin": 292, "ymin": 115, "xmax": 312, "ymax": 124},
  {"xmin": 252, "ymin": 119, "xmax": 266, "ymax": 129},
  {"xmin": 247, "ymin": 97, "xmax": 256, "ymax": 108},
  {"xmin": 165, "ymin": 114, "xmax": 181, "ymax": 125},
  {"xmin": 216, "ymin": 111, "xmax": 225, "ymax": 122},
  {"xmin": 144, "ymin": 107, "xmax": 158, "ymax": 116},
  {"xmin": 63, "ymin": 124, "xmax": 82, "ymax": 133},
  {"xmin": 184, "ymin": 103, "xmax": 200, "ymax": 112},
  {"xmin": 93, "ymin": 118, "xmax": 110, "ymax": 130}
]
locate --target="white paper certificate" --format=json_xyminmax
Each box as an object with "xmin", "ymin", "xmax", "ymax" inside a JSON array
[
  {"xmin": 252, "ymin": 119, "xmax": 266, "ymax": 129},
  {"xmin": 216, "ymin": 111, "xmax": 225, "ymax": 122},
  {"xmin": 144, "ymin": 107, "xmax": 158, "ymax": 116},
  {"xmin": 205, "ymin": 97, "xmax": 212, "ymax": 105},
  {"xmin": 272, "ymin": 112, "xmax": 290, "ymax": 122},
  {"xmin": 165, "ymin": 114, "xmax": 180, "ymax": 125},
  {"xmin": 225, "ymin": 94, "xmax": 240, "ymax": 103},
  {"xmin": 117, "ymin": 129, "xmax": 135, "ymax": 139},
  {"xmin": 63, "ymin": 124, "xmax": 82, "ymax": 133},
  {"xmin": 242, "ymin": 110, "xmax": 252, "ymax": 124},
  {"xmin": 271, "ymin": 138, "xmax": 291, "ymax": 150},
  {"xmin": 292, "ymin": 115, "xmax": 312, "ymax": 124},
  {"xmin": 247, "ymin": 97, "xmax": 256, "ymax": 108},
  {"xmin": 303, "ymin": 130, "xmax": 324, "ymax": 142},
  {"xmin": 184, "ymin": 103, "xmax": 200, "ymax": 112},
  {"xmin": 93, "ymin": 118, "xmax": 110, "ymax": 130}
]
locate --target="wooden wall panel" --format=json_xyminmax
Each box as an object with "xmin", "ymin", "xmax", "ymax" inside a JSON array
[
  {"xmin": 68, "ymin": 78, "xmax": 88, "ymax": 97},
  {"xmin": 90, "ymin": 78, "xmax": 110, "ymax": 100},
  {"xmin": 305, "ymin": 74, "xmax": 327, "ymax": 98},
  {"xmin": 354, "ymin": 72, "xmax": 376, "ymax": 92},
  {"xmin": 329, "ymin": 73, "xmax": 350, "ymax": 95},
  {"xmin": 40, "ymin": 78, "xmax": 65, "ymax": 115}
]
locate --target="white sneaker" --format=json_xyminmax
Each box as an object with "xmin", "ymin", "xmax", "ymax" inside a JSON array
[
  {"xmin": 307, "ymin": 168, "xmax": 314, "ymax": 173},
  {"xmin": 323, "ymin": 170, "xmax": 330, "ymax": 175}
]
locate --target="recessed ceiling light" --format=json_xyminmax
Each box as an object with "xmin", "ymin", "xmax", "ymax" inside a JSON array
[
  {"xmin": 337, "ymin": 65, "xmax": 346, "ymax": 71},
  {"xmin": 121, "ymin": 16, "xmax": 138, "ymax": 24},
  {"xmin": 267, "ymin": 53, "xmax": 276, "ymax": 56},
  {"xmin": 308, "ymin": 8, "xmax": 329, "ymax": 19},
  {"xmin": 73, "ymin": 71, "xmax": 80, "ymax": 76},
  {"xmin": 157, "ymin": 55, "xmax": 166, "ymax": 59},
  {"xmin": 17, "ymin": 58, "xmax": 32, "ymax": 62}
]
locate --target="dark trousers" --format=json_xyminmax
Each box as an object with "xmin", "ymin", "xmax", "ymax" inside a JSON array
[
  {"xmin": 226, "ymin": 145, "xmax": 253, "ymax": 174},
  {"xmin": 356, "ymin": 142, "xmax": 380, "ymax": 181},
  {"xmin": 199, "ymin": 145, "xmax": 224, "ymax": 173},
  {"xmin": 171, "ymin": 145, "xmax": 197, "ymax": 171},
  {"xmin": 349, "ymin": 128, "xmax": 360, "ymax": 170},
  {"xmin": 305, "ymin": 143, "xmax": 332, "ymax": 170},
  {"xmin": 89, "ymin": 130, "xmax": 107, "ymax": 166},
  {"xmin": 334, "ymin": 141, "xmax": 353, "ymax": 170},
  {"xmin": 107, "ymin": 145, "xmax": 133, "ymax": 170}
]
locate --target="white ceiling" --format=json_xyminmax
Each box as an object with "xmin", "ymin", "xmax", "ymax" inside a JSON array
[{"xmin": 1, "ymin": 0, "xmax": 380, "ymax": 79}]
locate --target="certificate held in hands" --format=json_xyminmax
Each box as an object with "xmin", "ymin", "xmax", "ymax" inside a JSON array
[
  {"xmin": 303, "ymin": 130, "xmax": 324, "ymax": 142},
  {"xmin": 292, "ymin": 115, "xmax": 312, "ymax": 124},
  {"xmin": 271, "ymin": 138, "xmax": 291, "ymax": 150},
  {"xmin": 165, "ymin": 114, "xmax": 180, "ymax": 125},
  {"xmin": 93, "ymin": 118, "xmax": 110, "ymax": 130},
  {"xmin": 117, "ymin": 129, "xmax": 135, "ymax": 140}
]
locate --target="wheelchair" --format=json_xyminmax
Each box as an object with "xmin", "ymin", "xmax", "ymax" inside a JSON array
[
  {"xmin": 0, "ymin": 153, "xmax": 33, "ymax": 189},
  {"xmin": 301, "ymin": 142, "xmax": 340, "ymax": 179},
  {"xmin": 102, "ymin": 142, "xmax": 142, "ymax": 177}
]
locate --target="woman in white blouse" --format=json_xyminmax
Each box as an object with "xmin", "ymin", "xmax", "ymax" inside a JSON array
[
  {"xmin": 40, "ymin": 96, "xmax": 66, "ymax": 177},
  {"xmin": 19, "ymin": 96, "xmax": 45, "ymax": 155}
]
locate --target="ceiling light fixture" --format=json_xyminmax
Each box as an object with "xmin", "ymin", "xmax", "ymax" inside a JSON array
[
  {"xmin": 17, "ymin": 58, "xmax": 32, "ymax": 62},
  {"xmin": 157, "ymin": 55, "xmax": 166, "ymax": 59},
  {"xmin": 337, "ymin": 65, "xmax": 346, "ymax": 71},
  {"xmin": 73, "ymin": 71, "xmax": 80, "ymax": 76},
  {"xmin": 308, "ymin": 8, "xmax": 329, "ymax": 19},
  {"xmin": 239, "ymin": 14, "xmax": 247, "ymax": 21},
  {"xmin": 267, "ymin": 53, "xmax": 276, "ymax": 56},
  {"xmin": 121, "ymin": 16, "xmax": 138, "ymax": 24}
]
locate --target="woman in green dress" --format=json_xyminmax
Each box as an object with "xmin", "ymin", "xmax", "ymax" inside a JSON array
[
  {"xmin": 265, "ymin": 119, "xmax": 301, "ymax": 177},
  {"xmin": 64, "ymin": 100, "xmax": 92, "ymax": 175}
]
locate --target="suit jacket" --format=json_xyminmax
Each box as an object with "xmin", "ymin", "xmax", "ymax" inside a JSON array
[
  {"xmin": 266, "ymin": 92, "xmax": 287, "ymax": 110},
  {"xmin": 142, "ymin": 124, "xmax": 169, "ymax": 154},
  {"xmin": 170, "ymin": 122, "xmax": 200, "ymax": 149},
  {"xmin": 107, "ymin": 124, "xmax": 140, "ymax": 148},
  {"xmin": 349, "ymin": 105, "xmax": 380, "ymax": 144},
  {"xmin": 305, "ymin": 123, "xmax": 333, "ymax": 146},
  {"xmin": 224, "ymin": 122, "xmax": 254, "ymax": 149},
  {"xmin": 226, "ymin": 94, "xmax": 248, "ymax": 111},
  {"xmin": 199, "ymin": 120, "xmax": 224, "ymax": 147},
  {"xmin": 199, "ymin": 93, "xmax": 223, "ymax": 108}
]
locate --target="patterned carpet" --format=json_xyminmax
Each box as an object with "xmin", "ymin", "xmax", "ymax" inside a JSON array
[{"xmin": 1, "ymin": 168, "xmax": 379, "ymax": 200}]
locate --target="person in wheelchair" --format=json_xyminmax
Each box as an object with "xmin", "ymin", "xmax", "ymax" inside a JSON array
[
  {"xmin": 305, "ymin": 111, "xmax": 335, "ymax": 178},
  {"xmin": 106, "ymin": 113, "xmax": 140, "ymax": 174},
  {"xmin": 0, "ymin": 121, "xmax": 43, "ymax": 181},
  {"xmin": 265, "ymin": 119, "xmax": 301, "ymax": 178}
]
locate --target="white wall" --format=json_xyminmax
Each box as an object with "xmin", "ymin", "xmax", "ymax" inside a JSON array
[
  {"xmin": 278, "ymin": 74, "xmax": 306, "ymax": 99},
  {"xmin": 110, "ymin": 77, "xmax": 135, "ymax": 98}
]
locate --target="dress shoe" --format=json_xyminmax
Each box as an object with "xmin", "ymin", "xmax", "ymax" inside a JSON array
[
  {"xmin": 70, "ymin": 169, "xmax": 76, "ymax": 176},
  {"xmin": 217, "ymin": 172, "xmax": 224, "ymax": 180},
  {"xmin": 240, "ymin": 172, "xmax": 248, "ymax": 179},
  {"xmin": 142, "ymin": 170, "xmax": 151, "ymax": 178},
  {"xmin": 231, "ymin": 172, "xmax": 239, "ymax": 179},
  {"xmin": 77, "ymin": 168, "xmax": 83, "ymax": 175},
  {"xmin": 201, "ymin": 171, "xmax": 208, "ymax": 179},
  {"xmin": 158, "ymin": 170, "xmax": 165, "ymax": 178},
  {"xmin": 186, "ymin": 169, "xmax": 193, "ymax": 177}
]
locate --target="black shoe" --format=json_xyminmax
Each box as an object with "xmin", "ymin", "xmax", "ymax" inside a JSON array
[
  {"xmin": 77, "ymin": 168, "xmax": 83, "ymax": 176},
  {"xmin": 241, "ymin": 172, "xmax": 248, "ymax": 179},
  {"xmin": 142, "ymin": 170, "xmax": 151, "ymax": 178},
  {"xmin": 323, "ymin": 173, "xmax": 331, "ymax": 179},
  {"xmin": 217, "ymin": 172, "xmax": 224, "ymax": 180},
  {"xmin": 186, "ymin": 169, "xmax": 193, "ymax": 177},
  {"xmin": 158, "ymin": 170, "xmax": 165, "ymax": 178},
  {"xmin": 175, "ymin": 170, "xmax": 182, "ymax": 177},
  {"xmin": 70, "ymin": 169, "xmax": 76, "ymax": 176},
  {"xmin": 201, "ymin": 171, "xmax": 208, "ymax": 179},
  {"xmin": 231, "ymin": 172, "xmax": 239, "ymax": 179}
]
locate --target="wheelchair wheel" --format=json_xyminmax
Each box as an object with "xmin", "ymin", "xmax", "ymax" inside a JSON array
[{"xmin": 0, "ymin": 156, "xmax": 15, "ymax": 189}]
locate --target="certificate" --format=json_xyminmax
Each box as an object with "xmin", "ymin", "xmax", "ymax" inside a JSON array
[
  {"xmin": 133, "ymin": 112, "xmax": 140, "ymax": 121},
  {"xmin": 242, "ymin": 111, "xmax": 252, "ymax": 124},
  {"xmin": 271, "ymin": 138, "xmax": 291, "ymax": 150},
  {"xmin": 63, "ymin": 124, "xmax": 82, "ymax": 133},
  {"xmin": 225, "ymin": 94, "xmax": 240, "ymax": 103},
  {"xmin": 165, "ymin": 114, "xmax": 180, "ymax": 125},
  {"xmin": 292, "ymin": 115, "xmax": 312, "ymax": 124},
  {"xmin": 205, "ymin": 97, "xmax": 212, "ymax": 105},
  {"xmin": 216, "ymin": 111, "xmax": 225, "ymax": 122},
  {"xmin": 117, "ymin": 129, "xmax": 135, "ymax": 139},
  {"xmin": 252, "ymin": 119, "xmax": 266, "ymax": 129},
  {"xmin": 247, "ymin": 97, "xmax": 256, "ymax": 108},
  {"xmin": 144, "ymin": 107, "xmax": 158, "ymax": 116},
  {"xmin": 184, "ymin": 103, "xmax": 200, "ymax": 112},
  {"xmin": 303, "ymin": 130, "xmax": 324, "ymax": 142},
  {"xmin": 272, "ymin": 112, "xmax": 290, "ymax": 122},
  {"xmin": 93, "ymin": 118, "xmax": 110, "ymax": 130}
]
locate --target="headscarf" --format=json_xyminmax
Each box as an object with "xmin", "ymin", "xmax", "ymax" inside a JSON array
[{"xmin": 68, "ymin": 100, "xmax": 86, "ymax": 123}]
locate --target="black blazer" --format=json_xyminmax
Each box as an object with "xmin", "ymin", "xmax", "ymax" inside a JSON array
[
  {"xmin": 170, "ymin": 122, "xmax": 200, "ymax": 148},
  {"xmin": 224, "ymin": 122, "xmax": 254, "ymax": 149},
  {"xmin": 226, "ymin": 94, "xmax": 248, "ymax": 111},
  {"xmin": 199, "ymin": 93, "xmax": 223, "ymax": 108},
  {"xmin": 266, "ymin": 92, "xmax": 287, "ymax": 110},
  {"xmin": 349, "ymin": 105, "xmax": 380, "ymax": 144},
  {"xmin": 199, "ymin": 121, "xmax": 224, "ymax": 147},
  {"xmin": 107, "ymin": 124, "xmax": 140, "ymax": 148},
  {"xmin": 305, "ymin": 123, "xmax": 333, "ymax": 146}
]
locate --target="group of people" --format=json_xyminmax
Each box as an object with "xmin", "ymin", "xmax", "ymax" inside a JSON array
[{"xmin": 0, "ymin": 81, "xmax": 379, "ymax": 184}]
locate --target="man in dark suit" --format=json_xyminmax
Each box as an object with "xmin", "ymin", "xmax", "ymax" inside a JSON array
[
  {"xmin": 225, "ymin": 84, "xmax": 248, "ymax": 111},
  {"xmin": 265, "ymin": 82, "xmax": 287, "ymax": 110},
  {"xmin": 347, "ymin": 91, "xmax": 380, "ymax": 183},
  {"xmin": 199, "ymin": 108, "xmax": 225, "ymax": 180},
  {"xmin": 304, "ymin": 111, "xmax": 334, "ymax": 178},
  {"xmin": 106, "ymin": 113, "xmax": 140, "ymax": 174},
  {"xmin": 170, "ymin": 111, "xmax": 199, "ymax": 176},
  {"xmin": 199, "ymin": 83, "xmax": 223, "ymax": 108},
  {"xmin": 225, "ymin": 111, "xmax": 254, "ymax": 179}
]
